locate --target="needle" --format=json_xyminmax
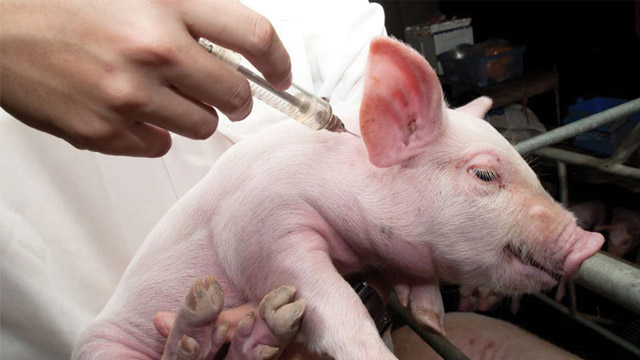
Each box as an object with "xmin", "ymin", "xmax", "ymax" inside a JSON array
[{"xmin": 345, "ymin": 130, "xmax": 361, "ymax": 138}]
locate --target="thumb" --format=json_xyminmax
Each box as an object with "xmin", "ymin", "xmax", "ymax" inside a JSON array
[{"xmin": 153, "ymin": 311, "xmax": 177, "ymax": 338}]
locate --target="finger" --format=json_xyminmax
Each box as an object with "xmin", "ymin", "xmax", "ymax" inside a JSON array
[
  {"xmin": 154, "ymin": 312, "xmax": 177, "ymax": 338},
  {"xmin": 217, "ymin": 303, "xmax": 256, "ymax": 342},
  {"xmin": 89, "ymin": 122, "xmax": 172, "ymax": 157},
  {"xmin": 166, "ymin": 37, "xmax": 253, "ymax": 121},
  {"xmin": 142, "ymin": 86, "xmax": 220, "ymax": 139},
  {"xmin": 179, "ymin": 0, "xmax": 292, "ymax": 90}
]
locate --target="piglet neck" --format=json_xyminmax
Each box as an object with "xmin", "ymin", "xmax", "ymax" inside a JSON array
[{"xmin": 327, "ymin": 172, "xmax": 438, "ymax": 279}]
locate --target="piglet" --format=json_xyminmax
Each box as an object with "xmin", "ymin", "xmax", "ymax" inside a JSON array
[
  {"xmin": 458, "ymin": 285, "xmax": 522, "ymax": 314},
  {"xmin": 570, "ymin": 201, "xmax": 607, "ymax": 231},
  {"xmin": 596, "ymin": 207, "xmax": 640, "ymax": 260},
  {"xmin": 73, "ymin": 37, "xmax": 604, "ymax": 360}
]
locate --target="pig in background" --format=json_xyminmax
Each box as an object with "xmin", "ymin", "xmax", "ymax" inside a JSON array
[
  {"xmin": 596, "ymin": 207, "xmax": 640, "ymax": 264},
  {"xmin": 567, "ymin": 202, "xmax": 640, "ymax": 264},
  {"xmin": 570, "ymin": 201, "xmax": 608, "ymax": 233},
  {"xmin": 393, "ymin": 312, "xmax": 581, "ymax": 360},
  {"xmin": 73, "ymin": 37, "xmax": 604, "ymax": 360}
]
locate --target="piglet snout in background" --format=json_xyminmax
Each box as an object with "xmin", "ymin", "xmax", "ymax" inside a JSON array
[
  {"xmin": 597, "ymin": 207, "xmax": 640, "ymax": 260},
  {"xmin": 73, "ymin": 37, "xmax": 604, "ymax": 360}
]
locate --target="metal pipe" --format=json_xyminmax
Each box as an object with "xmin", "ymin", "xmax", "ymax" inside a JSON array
[
  {"xmin": 575, "ymin": 251, "xmax": 640, "ymax": 315},
  {"xmin": 557, "ymin": 161, "xmax": 569, "ymax": 206},
  {"xmin": 609, "ymin": 122, "xmax": 640, "ymax": 164},
  {"xmin": 534, "ymin": 147, "xmax": 640, "ymax": 179},
  {"xmin": 531, "ymin": 292, "xmax": 640, "ymax": 358},
  {"xmin": 388, "ymin": 294, "xmax": 470, "ymax": 360},
  {"xmin": 515, "ymin": 98, "xmax": 640, "ymax": 155}
]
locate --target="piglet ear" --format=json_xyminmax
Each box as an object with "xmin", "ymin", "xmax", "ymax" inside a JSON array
[
  {"xmin": 360, "ymin": 37, "xmax": 444, "ymax": 168},
  {"xmin": 456, "ymin": 96, "xmax": 493, "ymax": 118}
]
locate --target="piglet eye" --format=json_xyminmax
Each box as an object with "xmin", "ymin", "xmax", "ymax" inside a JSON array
[{"xmin": 470, "ymin": 167, "xmax": 498, "ymax": 182}]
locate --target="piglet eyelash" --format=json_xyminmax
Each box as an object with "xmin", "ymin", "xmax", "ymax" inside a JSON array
[{"xmin": 470, "ymin": 167, "xmax": 498, "ymax": 182}]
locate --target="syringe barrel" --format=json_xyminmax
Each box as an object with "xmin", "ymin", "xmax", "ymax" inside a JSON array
[
  {"xmin": 245, "ymin": 77, "xmax": 333, "ymax": 131},
  {"xmin": 199, "ymin": 38, "xmax": 335, "ymax": 131}
]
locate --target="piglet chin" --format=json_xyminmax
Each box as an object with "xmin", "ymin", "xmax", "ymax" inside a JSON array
[{"xmin": 563, "ymin": 228, "xmax": 605, "ymax": 278}]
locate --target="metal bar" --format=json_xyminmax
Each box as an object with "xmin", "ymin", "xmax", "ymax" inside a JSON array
[
  {"xmin": 557, "ymin": 161, "xmax": 569, "ymax": 206},
  {"xmin": 388, "ymin": 294, "xmax": 470, "ymax": 360},
  {"xmin": 574, "ymin": 251, "xmax": 640, "ymax": 315},
  {"xmin": 609, "ymin": 122, "xmax": 640, "ymax": 164},
  {"xmin": 534, "ymin": 147, "xmax": 640, "ymax": 179},
  {"xmin": 515, "ymin": 98, "xmax": 640, "ymax": 155},
  {"xmin": 531, "ymin": 292, "xmax": 640, "ymax": 358},
  {"xmin": 553, "ymin": 84, "xmax": 562, "ymax": 126}
]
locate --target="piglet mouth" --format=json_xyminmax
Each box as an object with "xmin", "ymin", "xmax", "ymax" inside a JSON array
[{"xmin": 504, "ymin": 243, "xmax": 561, "ymax": 286}]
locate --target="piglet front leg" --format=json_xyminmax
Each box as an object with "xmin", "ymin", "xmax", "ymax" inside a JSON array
[
  {"xmin": 395, "ymin": 280, "xmax": 445, "ymax": 335},
  {"xmin": 253, "ymin": 239, "xmax": 395, "ymax": 360}
]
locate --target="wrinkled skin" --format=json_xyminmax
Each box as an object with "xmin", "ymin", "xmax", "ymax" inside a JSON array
[{"xmin": 73, "ymin": 37, "xmax": 603, "ymax": 360}]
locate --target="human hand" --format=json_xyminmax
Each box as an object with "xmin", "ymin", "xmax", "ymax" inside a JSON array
[
  {"xmin": 154, "ymin": 277, "xmax": 327, "ymax": 360},
  {"xmin": 154, "ymin": 309, "xmax": 330, "ymax": 360},
  {"xmin": 154, "ymin": 276, "xmax": 390, "ymax": 359},
  {"xmin": 0, "ymin": 0, "xmax": 291, "ymax": 157}
]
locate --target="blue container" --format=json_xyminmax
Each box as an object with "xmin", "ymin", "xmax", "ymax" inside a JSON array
[{"xmin": 562, "ymin": 97, "xmax": 640, "ymax": 155}]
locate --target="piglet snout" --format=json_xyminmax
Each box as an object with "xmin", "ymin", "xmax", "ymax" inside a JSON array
[{"xmin": 563, "ymin": 228, "xmax": 604, "ymax": 278}]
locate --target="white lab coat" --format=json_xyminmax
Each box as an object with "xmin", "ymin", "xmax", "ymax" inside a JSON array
[{"xmin": 0, "ymin": 1, "xmax": 385, "ymax": 359}]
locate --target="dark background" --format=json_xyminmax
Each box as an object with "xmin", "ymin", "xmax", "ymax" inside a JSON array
[{"xmin": 372, "ymin": 0, "xmax": 640, "ymax": 122}]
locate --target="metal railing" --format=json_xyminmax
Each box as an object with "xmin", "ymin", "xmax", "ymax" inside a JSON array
[{"xmin": 515, "ymin": 98, "xmax": 640, "ymax": 156}]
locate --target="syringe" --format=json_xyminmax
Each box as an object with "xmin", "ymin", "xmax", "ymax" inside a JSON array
[{"xmin": 198, "ymin": 38, "xmax": 353, "ymax": 135}]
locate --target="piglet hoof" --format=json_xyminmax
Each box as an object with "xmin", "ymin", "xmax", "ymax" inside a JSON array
[
  {"xmin": 225, "ymin": 286, "xmax": 306, "ymax": 360},
  {"xmin": 185, "ymin": 275, "xmax": 225, "ymax": 325},
  {"xmin": 161, "ymin": 275, "xmax": 227, "ymax": 360},
  {"xmin": 260, "ymin": 285, "xmax": 306, "ymax": 342},
  {"xmin": 412, "ymin": 309, "xmax": 445, "ymax": 336},
  {"xmin": 175, "ymin": 335, "xmax": 199, "ymax": 360}
]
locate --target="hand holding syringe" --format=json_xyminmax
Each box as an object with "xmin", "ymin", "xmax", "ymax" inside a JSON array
[{"xmin": 199, "ymin": 38, "xmax": 355, "ymax": 135}]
